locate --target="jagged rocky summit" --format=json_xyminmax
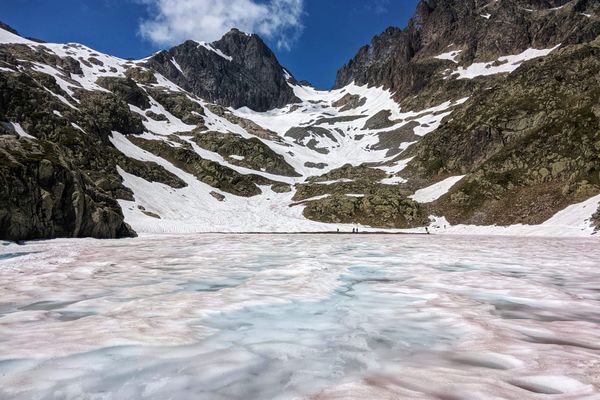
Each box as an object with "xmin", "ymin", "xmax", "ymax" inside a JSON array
[
  {"xmin": 146, "ymin": 28, "xmax": 299, "ymax": 112},
  {"xmin": 1, "ymin": 0, "xmax": 599, "ymax": 241}
]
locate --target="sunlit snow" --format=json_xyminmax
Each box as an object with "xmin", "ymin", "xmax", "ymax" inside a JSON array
[
  {"xmin": 1, "ymin": 235, "xmax": 599, "ymax": 399},
  {"xmin": 410, "ymin": 175, "xmax": 466, "ymax": 203},
  {"xmin": 451, "ymin": 45, "xmax": 561, "ymax": 79}
]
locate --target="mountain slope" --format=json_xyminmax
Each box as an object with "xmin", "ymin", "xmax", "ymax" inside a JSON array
[
  {"xmin": 405, "ymin": 36, "xmax": 600, "ymax": 226},
  {"xmin": 0, "ymin": 0, "xmax": 599, "ymax": 240}
]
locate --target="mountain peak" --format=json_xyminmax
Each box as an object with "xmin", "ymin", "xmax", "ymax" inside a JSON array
[
  {"xmin": 224, "ymin": 27, "xmax": 252, "ymax": 37},
  {"xmin": 146, "ymin": 28, "xmax": 298, "ymax": 111}
]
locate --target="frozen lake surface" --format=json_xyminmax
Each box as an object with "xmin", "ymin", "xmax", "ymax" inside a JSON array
[{"xmin": 0, "ymin": 234, "xmax": 599, "ymax": 399}]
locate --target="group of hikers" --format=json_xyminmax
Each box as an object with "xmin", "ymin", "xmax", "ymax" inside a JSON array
[
  {"xmin": 334, "ymin": 227, "xmax": 431, "ymax": 234},
  {"xmin": 335, "ymin": 228, "xmax": 360, "ymax": 233}
]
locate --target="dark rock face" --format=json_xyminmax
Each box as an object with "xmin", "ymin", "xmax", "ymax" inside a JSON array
[
  {"xmin": 0, "ymin": 69, "xmax": 182, "ymax": 240},
  {"xmin": 334, "ymin": 0, "xmax": 600, "ymax": 102},
  {"xmin": 302, "ymin": 193, "xmax": 427, "ymax": 229},
  {"xmin": 76, "ymin": 90, "xmax": 145, "ymax": 137},
  {"xmin": 0, "ymin": 136, "xmax": 136, "ymax": 241},
  {"xmin": 96, "ymin": 77, "xmax": 151, "ymax": 110},
  {"xmin": 146, "ymin": 29, "xmax": 299, "ymax": 111},
  {"xmin": 593, "ymin": 206, "xmax": 600, "ymax": 231},
  {"xmin": 145, "ymin": 87, "xmax": 205, "ymax": 126},
  {"xmin": 129, "ymin": 136, "xmax": 265, "ymax": 198}
]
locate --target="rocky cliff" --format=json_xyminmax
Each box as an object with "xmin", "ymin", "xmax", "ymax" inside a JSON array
[
  {"xmin": 335, "ymin": 0, "xmax": 600, "ymax": 103},
  {"xmin": 146, "ymin": 29, "xmax": 299, "ymax": 112}
]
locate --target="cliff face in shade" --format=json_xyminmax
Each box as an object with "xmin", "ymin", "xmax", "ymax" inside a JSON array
[{"xmin": 146, "ymin": 29, "xmax": 299, "ymax": 112}]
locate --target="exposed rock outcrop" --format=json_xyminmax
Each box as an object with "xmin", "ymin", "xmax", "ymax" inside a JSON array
[
  {"xmin": 146, "ymin": 29, "xmax": 299, "ymax": 111},
  {"xmin": 404, "ymin": 36, "xmax": 600, "ymax": 225},
  {"xmin": 0, "ymin": 135, "xmax": 135, "ymax": 240},
  {"xmin": 335, "ymin": 0, "xmax": 600, "ymax": 106},
  {"xmin": 193, "ymin": 131, "xmax": 300, "ymax": 177}
]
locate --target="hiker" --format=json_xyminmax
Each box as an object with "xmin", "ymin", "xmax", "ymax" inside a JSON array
[
  {"xmin": 426, "ymin": 227, "xmax": 430, "ymax": 235},
  {"xmin": 352, "ymin": 228, "xmax": 355, "ymax": 233}
]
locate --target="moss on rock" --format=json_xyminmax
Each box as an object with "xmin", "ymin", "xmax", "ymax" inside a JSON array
[{"xmin": 193, "ymin": 131, "xmax": 300, "ymax": 177}]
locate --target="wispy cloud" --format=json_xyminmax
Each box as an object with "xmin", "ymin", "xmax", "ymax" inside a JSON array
[{"xmin": 138, "ymin": 0, "xmax": 304, "ymax": 50}]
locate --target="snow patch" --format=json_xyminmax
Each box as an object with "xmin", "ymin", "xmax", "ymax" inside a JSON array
[
  {"xmin": 170, "ymin": 57, "xmax": 184, "ymax": 74},
  {"xmin": 196, "ymin": 41, "xmax": 233, "ymax": 62},
  {"xmin": 0, "ymin": 26, "xmax": 33, "ymax": 44},
  {"xmin": 410, "ymin": 175, "xmax": 465, "ymax": 203},
  {"xmin": 5, "ymin": 122, "xmax": 36, "ymax": 139},
  {"xmin": 426, "ymin": 193, "xmax": 600, "ymax": 237},
  {"xmin": 434, "ymin": 50, "xmax": 462, "ymax": 63},
  {"xmin": 451, "ymin": 45, "xmax": 561, "ymax": 80}
]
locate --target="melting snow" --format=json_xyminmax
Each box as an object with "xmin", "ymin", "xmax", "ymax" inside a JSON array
[
  {"xmin": 410, "ymin": 175, "xmax": 466, "ymax": 203},
  {"xmin": 434, "ymin": 50, "xmax": 462, "ymax": 63},
  {"xmin": 1, "ymin": 235, "xmax": 599, "ymax": 398},
  {"xmin": 5, "ymin": 122, "xmax": 36, "ymax": 139},
  {"xmin": 451, "ymin": 45, "xmax": 561, "ymax": 79}
]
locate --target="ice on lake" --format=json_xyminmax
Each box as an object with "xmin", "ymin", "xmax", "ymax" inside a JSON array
[{"xmin": 0, "ymin": 234, "xmax": 599, "ymax": 399}]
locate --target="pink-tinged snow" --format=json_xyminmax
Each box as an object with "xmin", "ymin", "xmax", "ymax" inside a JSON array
[
  {"xmin": 450, "ymin": 45, "xmax": 561, "ymax": 79},
  {"xmin": 410, "ymin": 175, "xmax": 466, "ymax": 203},
  {"xmin": 0, "ymin": 235, "xmax": 599, "ymax": 399}
]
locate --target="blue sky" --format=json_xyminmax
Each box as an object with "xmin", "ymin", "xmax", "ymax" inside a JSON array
[{"xmin": 1, "ymin": 0, "xmax": 419, "ymax": 88}]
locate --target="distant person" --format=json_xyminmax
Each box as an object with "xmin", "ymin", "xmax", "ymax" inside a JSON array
[
  {"xmin": 426, "ymin": 227, "xmax": 430, "ymax": 235},
  {"xmin": 352, "ymin": 228, "xmax": 355, "ymax": 233},
  {"xmin": 337, "ymin": 228, "xmax": 339, "ymax": 233}
]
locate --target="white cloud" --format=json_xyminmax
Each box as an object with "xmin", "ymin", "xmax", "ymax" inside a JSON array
[{"xmin": 138, "ymin": 0, "xmax": 304, "ymax": 50}]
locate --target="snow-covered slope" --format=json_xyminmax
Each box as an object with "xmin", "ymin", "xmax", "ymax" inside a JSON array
[{"xmin": 1, "ymin": 22, "xmax": 598, "ymax": 238}]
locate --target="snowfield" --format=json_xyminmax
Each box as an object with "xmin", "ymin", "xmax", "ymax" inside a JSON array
[{"xmin": 1, "ymin": 234, "xmax": 599, "ymax": 399}]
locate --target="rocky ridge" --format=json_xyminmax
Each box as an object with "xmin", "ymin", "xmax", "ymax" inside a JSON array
[{"xmin": 146, "ymin": 29, "xmax": 299, "ymax": 112}]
